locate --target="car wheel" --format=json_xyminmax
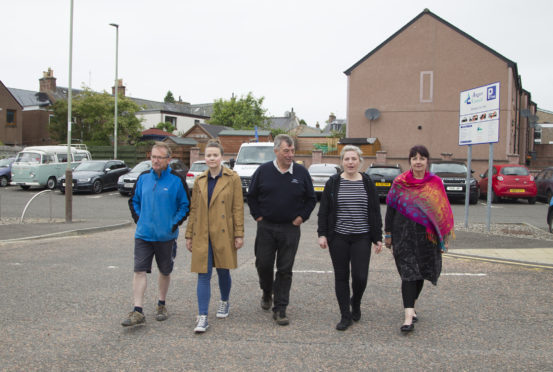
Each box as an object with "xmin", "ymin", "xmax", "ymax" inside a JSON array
[
  {"xmin": 20, "ymin": 185, "xmax": 30, "ymax": 190},
  {"xmin": 59, "ymin": 187, "xmax": 65, "ymax": 194},
  {"xmin": 92, "ymin": 179, "xmax": 103, "ymax": 194},
  {"xmin": 0, "ymin": 176, "xmax": 8, "ymax": 187},
  {"xmin": 528, "ymin": 197, "xmax": 536, "ymax": 205},
  {"xmin": 119, "ymin": 191, "xmax": 129, "ymax": 196},
  {"xmin": 547, "ymin": 190, "xmax": 552, "ymax": 204},
  {"xmin": 491, "ymin": 189, "xmax": 499, "ymax": 203},
  {"xmin": 46, "ymin": 177, "xmax": 57, "ymax": 190}
]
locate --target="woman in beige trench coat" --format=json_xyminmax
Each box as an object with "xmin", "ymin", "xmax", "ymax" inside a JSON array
[{"xmin": 185, "ymin": 141, "xmax": 244, "ymax": 333}]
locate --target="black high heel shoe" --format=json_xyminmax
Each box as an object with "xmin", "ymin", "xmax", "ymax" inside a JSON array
[
  {"xmin": 412, "ymin": 313, "xmax": 418, "ymax": 323},
  {"xmin": 400, "ymin": 323, "xmax": 414, "ymax": 332}
]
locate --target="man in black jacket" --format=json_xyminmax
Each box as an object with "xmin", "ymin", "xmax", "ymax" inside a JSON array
[{"xmin": 247, "ymin": 134, "xmax": 317, "ymax": 326}]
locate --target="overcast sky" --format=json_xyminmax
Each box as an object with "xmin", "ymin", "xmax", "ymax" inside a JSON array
[{"xmin": 1, "ymin": 0, "xmax": 552, "ymax": 126}]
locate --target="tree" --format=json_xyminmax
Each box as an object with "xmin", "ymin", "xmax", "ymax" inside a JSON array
[
  {"xmin": 49, "ymin": 88, "xmax": 144, "ymax": 145},
  {"xmin": 209, "ymin": 92, "xmax": 269, "ymax": 129},
  {"xmin": 164, "ymin": 90, "xmax": 175, "ymax": 103},
  {"xmin": 156, "ymin": 121, "xmax": 176, "ymax": 133}
]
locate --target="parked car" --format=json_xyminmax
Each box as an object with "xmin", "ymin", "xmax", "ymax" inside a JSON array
[
  {"xmin": 117, "ymin": 159, "xmax": 187, "ymax": 196},
  {"xmin": 59, "ymin": 160, "xmax": 129, "ymax": 194},
  {"xmin": 0, "ymin": 157, "xmax": 16, "ymax": 187},
  {"xmin": 429, "ymin": 161, "xmax": 479, "ymax": 204},
  {"xmin": 479, "ymin": 164, "xmax": 537, "ymax": 204},
  {"xmin": 534, "ymin": 167, "xmax": 553, "ymax": 203},
  {"xmin": 547, "ymin": 198, "xmax": 553, "ymax": 233},
  {"xmin": 365, "ymin": 164, "xmax": 402, "ymax": 200},
  {"xmin": 186, "ymin": 160, "xmax": 209, "ymax": 191},
  {"xmin": 308, "ymin": 163, "xmax": 340, "ymax": 199}
]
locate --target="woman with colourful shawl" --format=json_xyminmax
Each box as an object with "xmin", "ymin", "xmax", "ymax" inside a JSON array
[{"xmin": 384, "ymin": 145, "xmax": 454, "ymax": 333}]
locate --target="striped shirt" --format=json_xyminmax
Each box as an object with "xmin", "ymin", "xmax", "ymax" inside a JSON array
[{"xmin": 334, "ymin": 178, "xmax": 369, "ymax": 235}]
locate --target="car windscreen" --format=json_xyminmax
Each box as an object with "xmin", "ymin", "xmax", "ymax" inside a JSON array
[
  {"xmin": 131, "ymin": 161, "xmax": 151, "ymax": 173},
  {"xmin": 501, "ymin": 167, "xmax": 529, "ymax": 176},
  {"xmin": 15, "ymin": 152, "xmax": 42, "ymax": 163},
  {"xmin": 236, "ymin": 147, "xmax": 276, "ymax": 164},
  {"xmin": 366, "ymin": 168, "xmax": 401, "ymax": 177},
  {"xmin": 74, "ymin": 162, "xmax": 106, "ymax": 172},
  {"xmin": 430, "ymin": 163, "xmax": 467, "ymax": 174},
  {"xmin": 190, "ymin": 163, "xmax": 208, "ymax": 172},
  {"xmin": 309, "ymin": 165, "xmax": 337, "ymax": 174}
]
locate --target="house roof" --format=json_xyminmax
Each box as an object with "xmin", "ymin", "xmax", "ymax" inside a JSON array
[
  {"xmin": 199, "ymin": 123, "xmax": 232, "ymax": 138},
  {"xmin": 164, "ymin": 136, "xmax": 198, "ymax": 146},
  {"xmin": 344, "ymin": 9, "xmax": 520, "ymax": 89},
  {"xmin": 131, "ymin": 97, "xmax": 212, "ymax": 118},
  {"xmin": 297, "ymin": 133, "xmax": 331, "ymax": 138},
  {"xmin": 0, "ymin": 81, "xmax": 22, "ymax": 109},
  {"xmin": 266, "ymin": 115, "xmax": 298, "ymax": 131},
  {"xmin": 141, "ymin": 128, "xmax": 174, "ymax": 137},
  {"xmin": 7, "ymin": 87, "xmax": 51, "ymax": 108},
  {"xmin": 218, "ymin": 129, "xmax": 271, "ymax": 136}
]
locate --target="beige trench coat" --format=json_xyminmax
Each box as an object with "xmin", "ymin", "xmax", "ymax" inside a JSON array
[{"xmin": 185, "ymin": 167, "xmax": 244, "ymax": 273}]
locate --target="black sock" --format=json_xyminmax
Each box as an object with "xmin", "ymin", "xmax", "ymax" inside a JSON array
[
  {"xmin": 158, "ymin": 300, "xmax": 165, "ymax": 306},
  {"xmin": 134, "ymin": 306, "xmax": 143, "ymax": 314}
]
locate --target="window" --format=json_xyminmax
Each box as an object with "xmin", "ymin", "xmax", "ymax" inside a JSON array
[
  {"xmin": 6, "ymin": 109, "xmax": 16, "ymax": 126},
  {"xmin": 420, "ymin": 71, "xmax": 433, "ymax": 103},
  {"xmin": 165, "ymin": 116, "xmax": 177, "ymax": 126},
  {"xmin": 194, "ymin": 119, "xmax": 200, "ymax": 125}
]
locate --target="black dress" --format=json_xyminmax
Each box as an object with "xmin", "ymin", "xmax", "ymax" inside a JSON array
[{"xmin": 385, "ymin": 207, "xmax": 442, "ymax": 285}]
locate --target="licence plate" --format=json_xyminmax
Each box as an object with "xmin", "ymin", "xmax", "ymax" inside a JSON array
[
  {"xmin": 447, "ymin": 186, "xmax": 463, "ymax": 191},
  {"xmin": 314, "ymin": 186, "xmax": 324, "ymax": 192},
  {"xmin": 510, "ymin": 189, "xmax": 525, "ymax": 193},
  {"xmin": 124, "ymin": 183, "xmax": 134, "ymax": 188},
  {"xmin": 375, "ymin": 182, "xmax": 390, "ymax": 187}
]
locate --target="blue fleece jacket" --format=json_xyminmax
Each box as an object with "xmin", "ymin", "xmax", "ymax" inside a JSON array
[{"xmin": 129, "ymin": 166, "xmax": 190, "ymax": 242}]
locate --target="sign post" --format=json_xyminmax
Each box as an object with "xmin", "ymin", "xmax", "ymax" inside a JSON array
[{"xmin": 459, "ymin": 82, "xmax": 500, "ymax": 231}]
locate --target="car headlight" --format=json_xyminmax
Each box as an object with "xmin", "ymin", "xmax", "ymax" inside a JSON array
[{"xmin": 118, "ymin": 175, "xmax": 124, "ymax": 183}]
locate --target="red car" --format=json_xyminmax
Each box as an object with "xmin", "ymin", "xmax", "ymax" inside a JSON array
[{"xmin": 479, "ymin": 164, "xmax": 536, "ymax": 204}]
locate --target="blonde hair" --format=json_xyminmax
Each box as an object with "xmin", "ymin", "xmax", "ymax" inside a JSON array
[{"xmin": 339, "ymin": 145, "xmax": 364, "ymax": 169}]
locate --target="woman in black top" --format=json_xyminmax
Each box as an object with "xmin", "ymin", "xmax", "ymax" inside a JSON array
[{"xmin": 317, "ymin": 145, "xmax": 383, "ymax": 331}]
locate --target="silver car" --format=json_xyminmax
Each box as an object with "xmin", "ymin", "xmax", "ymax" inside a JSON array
[
  {"xmin": 187, "ymin": 161, "xmax": 208, "ymax": 191},
  {"xmin": 308, "ymin": 163, "xmax": 340, "ymax": 199}
]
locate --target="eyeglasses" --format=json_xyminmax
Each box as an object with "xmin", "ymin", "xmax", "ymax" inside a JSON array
[{"xmin": 151, "ymin": 155, "xmax": 169, "ymax": 160}]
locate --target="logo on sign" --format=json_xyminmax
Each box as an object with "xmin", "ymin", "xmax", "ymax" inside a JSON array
[
  {"xmin": 464, "ymin": 94, "xmax": 471, "ymax": 105},
  {"xmin": 487, "ymin": 86, "xmax": 496, "ymax": 101}
]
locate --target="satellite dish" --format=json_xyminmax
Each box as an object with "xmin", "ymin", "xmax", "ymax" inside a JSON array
[{"xmin": 364, "ymin": 108, "xmax": 380, "ymax": 121}]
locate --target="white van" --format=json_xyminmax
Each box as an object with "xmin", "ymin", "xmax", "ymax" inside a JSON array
[
  {"xmin": 11, "ymin": 145, "xmax": 92, "ymax": 190},
  {"xmin": 230, "ymin": 142, "xmax": 275, "ymax": 194}
]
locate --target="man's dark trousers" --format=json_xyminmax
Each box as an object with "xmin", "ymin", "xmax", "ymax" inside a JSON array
[{"xmin": 254, "ymin": 220, "xmax": 301, "ymax": 312}]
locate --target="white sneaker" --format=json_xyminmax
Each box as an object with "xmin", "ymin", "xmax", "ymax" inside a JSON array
[
  {"xmin": 194, "ymin": 315, "xmax": 209, "ymax": 333},
  {"xmin": 216, "ymin": 301, "xmax": 230, "ymax": 318}
]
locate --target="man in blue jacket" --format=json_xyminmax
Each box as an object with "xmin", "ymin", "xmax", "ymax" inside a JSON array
[{"xmin": 122, "ymin": 142, "xmax": 190, "ymax": 327}]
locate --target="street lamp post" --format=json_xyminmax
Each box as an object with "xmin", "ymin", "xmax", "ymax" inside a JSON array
[
  {"xmin": 65, "ymin": 0, "xmax": 74, "ymax": 223},
  {"xmin": 109, "ymin": 23, "xmax": 119, "ymax": 159}
]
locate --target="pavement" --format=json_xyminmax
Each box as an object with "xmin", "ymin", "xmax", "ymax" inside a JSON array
[{"xmin": 1, "ymin": 218, "xmax": 552, "ymax": 269}]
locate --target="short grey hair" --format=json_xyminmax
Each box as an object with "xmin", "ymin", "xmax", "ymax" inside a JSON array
[
  {"xmin": 274, "ymin": 134, "xmax": 294, "ymax": 150},
  {"xmin": 152, "ymin": 142, "xmax": 172, "ymax": 157},
  {"xmin": 339, "ymin": 145, "xmax": 364, "ymax": 168}
]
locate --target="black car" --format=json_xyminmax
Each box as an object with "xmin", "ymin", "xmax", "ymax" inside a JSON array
[
  {"xmin": 365, "ymin": 164, "xmax": 402, "ymax": 200},
  {"xmin": 534, "ymin": 167, "xmax": 553, "ymax": 203},
  {"xmin": 429, "ymin": 161, "xmax": 479, "ymax": 204},
  {"xmin": 59, "ymin": 160, "xmax": 129, "ymax": 194},
  {"xmin": 117, "ymin": 159, "xmax": 187, "ymax": 196}
]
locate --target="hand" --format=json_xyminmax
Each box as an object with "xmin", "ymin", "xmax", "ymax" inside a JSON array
[
  {"xmin": 292, "ymin": 216, "xmax": 303, "ymax": 226},
  {"xmin": 318, "ymin": 236, "xmax": 328, "ymax": 249},
  {"xmin": 384, "ymin": 237, "xmax": 392, "ymax": 249},
  {"xmin": 256, "ymin": 216, "xmax": 263, "ymax": 222},
  {"xmin": 235, "ymin": 237, "xmax": 244, "ymax": 249},
  {"xmin": 374, "ymin": 241, "xmax": 383, "ymax": 254},
  {"xmin": 186, "ymin": 238, "xmax": 192, "ymax": 252}
]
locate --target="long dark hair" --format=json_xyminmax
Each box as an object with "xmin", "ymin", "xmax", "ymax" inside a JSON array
[{"xmin": 408, "ymin": 145, "xmax": 429, "ymax": 160}]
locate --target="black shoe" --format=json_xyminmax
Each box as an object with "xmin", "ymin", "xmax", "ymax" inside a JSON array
[
  {"xmin": 412, "ymin": 313, "xmax": 418, "ymax": 323},
  {"xmin": 273, "ymin": 310, "xmax": 289, "ymax": 326},
  {"xmin": 336, "ymin": 317, "xmax": 353, "ymax": 331},
  {"xmin": 351, "ymin": 297, "xmax": 361, "ymax": 322},
  {"xmin": 261, "ymin": 292, "xmax": 272, "ymax": 311},
  {"xmin": 400, "ymin": 323, "xmax": 414, "ymax": 332}
]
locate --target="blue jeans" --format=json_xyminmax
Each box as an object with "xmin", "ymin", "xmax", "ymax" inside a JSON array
[{"xmin": 197, "ymin": 243, "xmax": 231, "ymax": 315}]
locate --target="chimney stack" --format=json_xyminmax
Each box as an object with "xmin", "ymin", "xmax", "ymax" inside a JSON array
[
  {"xmin": 328, "ymin": 113, "xmax": 336, "ymax": 123},
  {"xmin": 112, "ymin": 79, "xmax": 126, "ymax": 97},
  {"xmin": 39, "ymin": 67, "xmax": 57, "ymax": 92}
]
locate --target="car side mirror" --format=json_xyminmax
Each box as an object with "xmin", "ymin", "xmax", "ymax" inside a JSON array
[
  {"xmin": 229, "ymin": 158, "xmax": 235, "ymax": 169},
  {"xmin": 105, "ymin": 168, "xmax": 111, "ymax": 173}
]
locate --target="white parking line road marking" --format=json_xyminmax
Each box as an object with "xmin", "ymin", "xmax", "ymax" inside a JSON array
[
  {"xmin": 443, "ymin": 273, "xmax": 487, "ymax": 276},
  {"xmin": 107, "ymin": 266, "xmax": 119, "ymax": 269},
  {"xmin": 86, "ymin": 195, "xmax": 103, "ymax": 199},
  {"xmin": 292, "ymin": 270, "xmax": 333, "ymax": 274}
]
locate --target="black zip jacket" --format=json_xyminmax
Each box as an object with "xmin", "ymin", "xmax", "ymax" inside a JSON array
[{"xmin": 317, "ymin": 172, "xmax": 383, "ymax": 244}]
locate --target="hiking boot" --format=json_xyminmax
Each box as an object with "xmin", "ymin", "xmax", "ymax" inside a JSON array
[
  {"xmin": 155, "ymin": 304, "xmax": 168, "ymax": 321},
  {"xmin": 261, "ymin": 292, "xmax": 272, "ymax": 311},
  {"xmin": 216, "ymin": 301, "xmax": 230, "ymax": 318},
  {"xmin": 121, "ymin": 311, "xmax": 145, "ymax": 327},
  {"xmin": 336, "ymin": 317, "xmax": 353, "ymax": 331},
  {"xmin": 273, "ymin": 310, "xmax": 289, "ymax": 326},
  {"xmin": 194, "ymin": 315, "xmax": 209, "ymax": 333}
]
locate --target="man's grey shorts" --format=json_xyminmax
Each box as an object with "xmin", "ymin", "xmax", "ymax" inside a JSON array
[{"xmin": 134, "ymin": 238, "xmax": 177, "ymax": 275}]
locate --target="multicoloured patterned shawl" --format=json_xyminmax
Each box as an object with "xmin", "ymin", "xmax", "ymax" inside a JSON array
[{"xmin": 386, "ymin": 170, "xmax": 454, "ymax": 252}]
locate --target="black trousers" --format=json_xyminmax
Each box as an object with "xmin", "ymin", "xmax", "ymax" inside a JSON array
[
  {"xmin": 401, "ymin": 280, "xmax": 424, "ymax": 308},
  {"xmin": 328, "ymin": 233, "xmax": 371, "ymax": 319},
  {"xmin": 254, "ymin": 220, "xmax": 301, "ymax": 312}
]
